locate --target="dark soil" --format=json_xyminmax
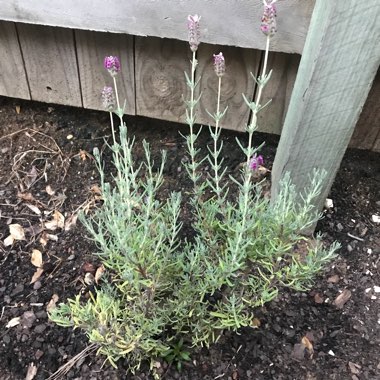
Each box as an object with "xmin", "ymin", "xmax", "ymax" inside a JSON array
[{"xmin": 0, "ymin": 97, "xmax": 379, "ymax": 380}]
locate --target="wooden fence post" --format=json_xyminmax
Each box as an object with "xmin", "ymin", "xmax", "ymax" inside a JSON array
[{"xmin": 270, "ymin": 0, "xmax": 380, "ymax": 231}]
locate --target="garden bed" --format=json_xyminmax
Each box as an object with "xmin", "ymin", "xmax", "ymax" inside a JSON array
[{"xmin": 0, "ymin": 96, "xmax": 379, "ymax": 380}]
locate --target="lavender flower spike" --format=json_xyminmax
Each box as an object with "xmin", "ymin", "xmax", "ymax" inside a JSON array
[
  {"xmin": 213, "ymin": 52, "xmax": 226, "ymax": 77},
  {"xmin": 261, "ymin": 0, "xmax": 277, "ymax": 37},
  {"xmin": 249, "ymin": 154, "xmax": 264, "ymax": 171},
  {"xmin": 101, "ymin": 86, "xmax": 116, "ymax": 112},
  {"xmin": 104, "ymin": 55, "xmax": 121, "ymax": 77},
  {"xmin": 187, "ymin": 14, "xmax": 201, "ymax": 52}
]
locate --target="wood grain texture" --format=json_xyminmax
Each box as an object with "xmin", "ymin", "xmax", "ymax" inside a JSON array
[
  {"xmin": 271, "ymin": 0, "xmax": 380, "ymax": 225},
  {"xmin": 349, "ymin": 68, "xmax": 380, "ymax": 151},
  {"xmin": 0, "ymin": 0, "xmax": 315, "ymax": 54},
  {"xmin": 257, "ymin": 53, "xmax": 300, "ymax": 134},
  {"xmin": 16, "ymin": 24, "xmax": 82, "ymax": 107},
  {"xmin": 75, "ymin": 30, "xmax": 135, "ymax": 114},
  {"xmin": 372, "ymin": 135, "xmax": 380, "ymax": 153},
  {"xmin": 135, "ymin": 37, "xmax": 191, "ymax": 123},
  {"xmin": 195, "ymin": 44, "xmax": 260, "ymax": 131},
  {"xmin": 0, "ymin": 21, "xmax": 30, "ymax": 100}
]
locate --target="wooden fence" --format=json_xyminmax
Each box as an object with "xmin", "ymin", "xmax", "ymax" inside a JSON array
[
  {"xmin": 0, "ymin": 0, "xmax": 379, "ymax": 228},
  {"xmin": 0, "ymin": 0, "xmax": 379, "ymax": 152}
]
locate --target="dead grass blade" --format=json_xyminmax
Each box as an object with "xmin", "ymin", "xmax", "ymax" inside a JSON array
[{"xmin": 46, "ymin": 343, "xmax": 98, "ymax": 380}]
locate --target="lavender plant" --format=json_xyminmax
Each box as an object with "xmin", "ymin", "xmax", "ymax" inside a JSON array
[{"xmin": 50, "ymin": 0, "xmax": 340, "ymax": 374}]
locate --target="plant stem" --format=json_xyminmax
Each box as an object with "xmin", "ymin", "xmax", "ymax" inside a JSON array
[
  {"xmin": 246, "ymin": 35, "xmax": 271, "ymax": 167},
  {"xmin": 189, "ymin": 50, "xmax": 198, "ymax": 189},
  {"xmin": 231, "ymin": 35, "xmax": 272, "ymax": 267},
  {"xmin": 113, "ymin": 76, "xmax": 124, "ymax": 127},
  {"xmin": 213, "ymin": 76, "xmax": 222, "ymax": 204},
  {"xmin": 109, "ymin": 112, "xmax": 116, "ymax": 145}
]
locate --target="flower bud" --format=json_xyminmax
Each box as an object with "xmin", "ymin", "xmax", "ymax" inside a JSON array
[
  {"xmin": 101, "ymin": 86, "xmax": 115, "ymax": 112},
  {"xmin": 103, "ymin": 55, "xmax": 121, "ymax": 77},
  {"xmin": 187, "ymin": 14, "xmax": 201, "ymax": 52},
  {"xmin": 249, "ymin": 154, "xmax": 264, "ymax": 171},
  {"xmin": 213, "ymin": 52, "xmax": 225, "ymax": 77},
  {"xmin": 261, "ymin": 1, "xmax": 277, "ymax": 37}
]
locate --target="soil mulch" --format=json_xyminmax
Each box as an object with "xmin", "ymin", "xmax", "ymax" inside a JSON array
[{"xmin": 0, "ymin": 97, "xmax": 379, "ymax": 380}]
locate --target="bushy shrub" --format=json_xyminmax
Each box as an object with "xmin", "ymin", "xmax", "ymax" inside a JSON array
[{"xmin": 50, "ymin": 2, "xmax": 340, "ymax": 374}]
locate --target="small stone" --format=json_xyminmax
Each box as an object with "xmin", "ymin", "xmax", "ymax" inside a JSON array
[
  {"xmin": 21, "ymin": 311, "xmax": 36, "ymax": 329},
  {"xmin": 84, "ymin": 272, "xmax": 95, "ymax": 286},
  {"xmin": 327, "ymin": 275, "xmax": 340, "ymax": 284},
  {"xmin": 3, "ymin": 334, "xmax": 11, "ymax": 344},
  {"xmin": 11, "ymin": 283, "xmax": 24, "ymax": 297},
  {"xmin": 292, "ymin": 343, "xmax": 305, "ymax": 360},
  {"xmin": 35, "ymin": 310, "xmax": 47, "ymax": 319},
  {"xmin": 347, "ymin": 244, "xmax": 353, "ymax": 252},
  {"xmin": 33, "ymin": 281, "xmax": 42, "ymax": 290},
  {"xmin": 35, "ymin": 349, "xmax": 44, "ymax": 360},
  {"xmin": 334, "ymin": 289, "xmax": 351, "ymax": 309},
  {"xmin": 336, "ymin": 223, "xmax": 344, "ymax": 231},
  {"xmin": 371, "ymin": 215, "xmax": 380, "ymax": 224},
  {"xmin": 314, "ymin": 293, "xmax": 324, "ymax": 304},
  {"xmin": 34, "ymin": 324, "xmax": 47, "ymax": 334}
]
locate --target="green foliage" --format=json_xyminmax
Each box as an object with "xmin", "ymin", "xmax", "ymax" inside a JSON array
[
  {"xmin": 50, "ymin": 130, "xmax": 339, "ymax": 370},
  {"xmin": 161, "ymin": 338, "xmax": 191, "ymax": 371},
  {"xmin": 49, "ymin": 27, "xmax": 340, "ymax": 375}
]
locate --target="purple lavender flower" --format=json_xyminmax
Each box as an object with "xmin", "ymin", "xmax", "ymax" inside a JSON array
[
  {"xmin": 101, "ymin": 86, "xmax": 115, "ymax": 111},
  {"xmin": 103, "ymin": 56, "xmax": 121, "ymax": 77},
  {"xmin": 249, "ymin": 154, "xmax": 264, "ymax": 171},
  {"xmin": 213, "ymin": 52, "xmax": 225, "ymax": 77},
  {"xmin": 187, "ymin": 14, "xmax": 201, "ymax": 52},
  {"xmin": 261, "ymin": 1, "xmax": 277, "ymax": 37}
]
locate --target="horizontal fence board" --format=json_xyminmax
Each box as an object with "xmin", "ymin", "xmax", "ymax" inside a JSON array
[
  {"xmin": 349, "ymin": 68, "xmax": 380, "ymax": 151},
  {"xmin": 0, "ymin": 19, "xmax": 378, "ymax": 152},
  {"xmin": 0, "ymin": 0, "xmax": 314, "ymax": 54},
  {"xmin": 258, "ymin": 52, "xmax": 300, "ymax": 134},
  {"xmin": 196, "ymin": 44, "xmax": 260, "ymax": 131},
  {"xmin": 75, "ymin": 30, "xmax": 135, "ymax": 115},
  {"xmin": 135, "ymin": 37, "xmax": 191, "ymax": 123},
  {"xmin": 17, "ymin": 24, "xmax": 82, "ymax": 107},
  {"xmin": 0, "ymin": 21, "xmax": 30, "ymax": 100}
]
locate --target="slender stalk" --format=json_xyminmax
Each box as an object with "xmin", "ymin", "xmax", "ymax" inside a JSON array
[
  {"xmin": 109, "ymin": 78, "xmax": 125, "ymax": 201},
  {"xmin": 246, "ymin": 35, "xmax": 271, "ymax": 166},
  {"xmin": 113, "ymin": 76, "xmax": 124, "ymax": 126},
  {"xmin": 213, "ymin": 76, "xmax": 223, "ymax": 204},
  {"xmin": 188, "ymin": 50, "xmax": 198, "ymax": 189},
  {"xmin": 109, "ymin": 112, "xmax": 116, "ymax": 145},
  {"xmin": 230, "ymin": 35, "xmax": 272, "ymax": 263}
]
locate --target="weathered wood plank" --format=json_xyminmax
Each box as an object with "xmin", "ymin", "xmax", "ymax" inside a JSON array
[
  {"xmin": 258, "ymin": 53, "xmax": 300, "ymax": 135},
  {"xmin": 135, "ymin": 37, "xmax": 191, "ymax": 123},
  {"xmin": 195, "ymin": 44, "xmax": 260, "ymax": 131},
  {"xmin": 349, "ymin": 68, "xmax": 380, "ymax": 151},
  {"xmin": 16, "ymin": 24, "xmax": 82, "ymax": 107},
  {"xmin": 75, "ymin": 30, "xmax": 135, "ymax": 114},
  {"xmin": 0, "ymin": 0, "xmax": 315, "ymax": 54},
  {"xmin": 372, "ymin": 134, "xmax": 380, "ymax": 153},
  {"xmin": 0, "ymin": 21, "xmax": 30, "ymax": 100},
  {"xmin": 271, "ymin": 0, "xmax": 380, "ymax": 227}
]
